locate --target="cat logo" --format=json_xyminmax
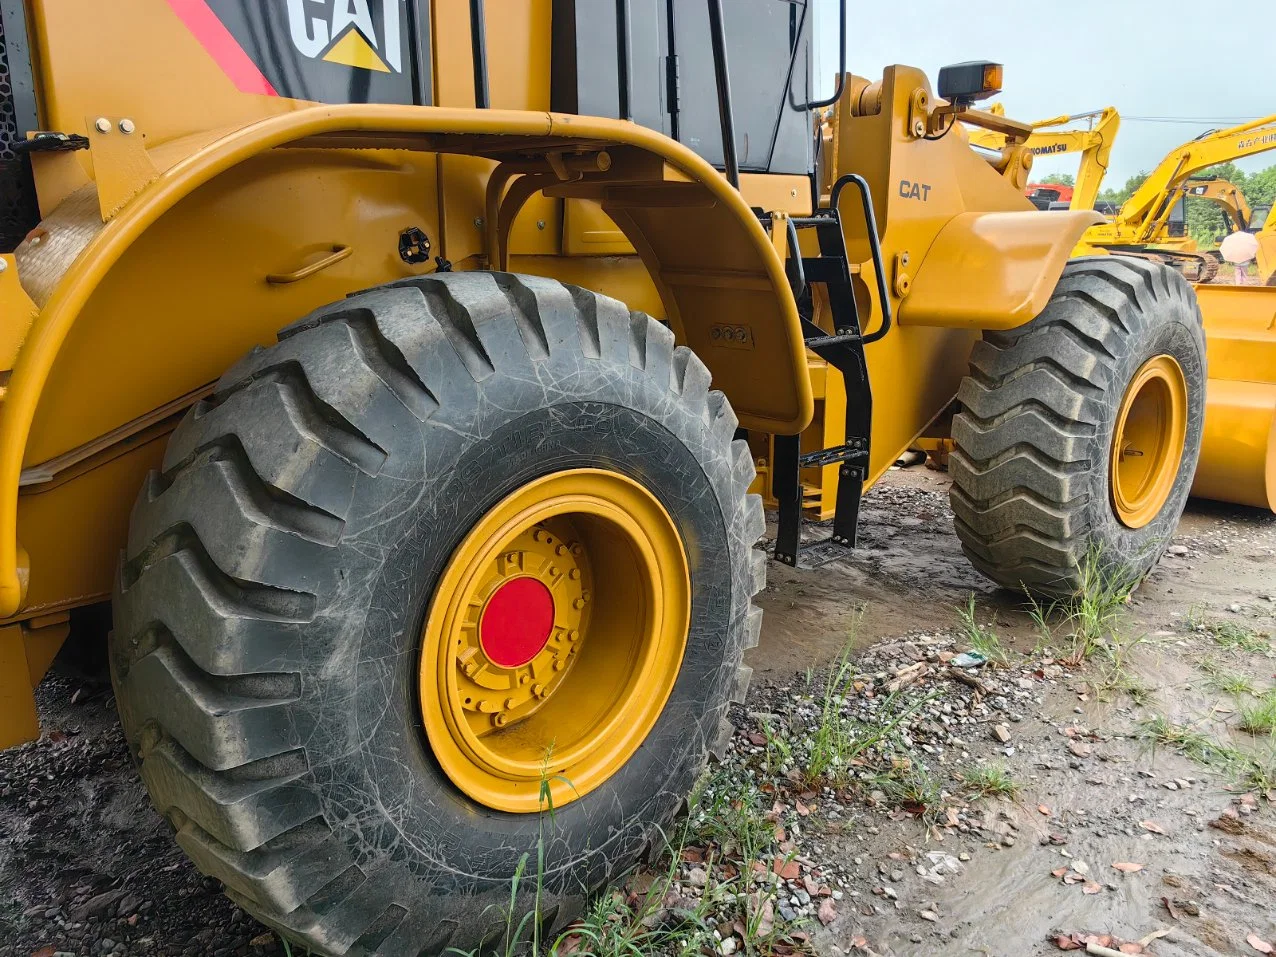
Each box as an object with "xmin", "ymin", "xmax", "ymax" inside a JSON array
[
  {"xmin": 172, "ymin": 0, "xmax": 418, "ymax": 104},
  {"xmin": 286, "ymin": 0, "xmax": 403, "ymax": 73}
]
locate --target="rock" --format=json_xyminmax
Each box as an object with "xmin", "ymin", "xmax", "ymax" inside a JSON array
[
  {"xmin": 919, "ymin": 909, "xmax": 939, "ymax": 922},
  {"xmin": 1068, "ymin": 741, "xmax": 1092, "ymax": 758},
  {"xmin": 71, "ymin": 889, "xmax": 127, "ymax": 922},
  {"xmin": 778, "ymin": 903, "xmax": 798, "ymax": 922},
  {"xmin": 992, "ymin": 724, "xmax": 1011, "ymax": 743},
  {"xmin": 1168, "ymin": 545, "xmax": 1189, "ymax": 556},
  {"xmin": 817, "ymin": 898, "xmax": 837, "ymax": 926},
  {"xmin": 718, "ymin": 938, "xmax": 738, "ymax": 956},
  {"xmin": 959, "ymin": 852, "xmax": 971, "ymax": 862}
]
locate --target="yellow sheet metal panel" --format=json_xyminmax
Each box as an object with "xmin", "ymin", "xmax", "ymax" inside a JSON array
[
  {"xmin": 563, "ymin": 200, "xmax": 634, "ymax": 256},
  {"xmin": 13, "ymin": 434, "xmax": 168, "ymax": 622},
  {"xmin": 0, "ymin": 625, "xmax": 40, "ymax": 748},
  {"xmin": 1196, "ymin": 285, "xmax": 1276, "ymax": 383},
  {"xmin": 21, "ymin": 148, "xmax": 442, "ymax": 468},
  {"xmin": 0, "ymin": 255, "xmax": 38, "ymax": 372},
  {"xmin": 1191, "ymin": 379, "xmax": 1276, "ymax": 512},
  {"xmin": 901, "ymin": 210, "xmax": 1103, "ymax": 329}
]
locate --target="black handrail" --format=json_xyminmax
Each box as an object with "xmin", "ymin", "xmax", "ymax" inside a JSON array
[
  {"xmin": 706, "ymin": 0, "xmax": 740, "ymax": 189},
  {"xmin": 800, "ymin": 0, "xmax": 846, "ymax": 111},
  {"xmin": 469, "ymin": 0, "xmax": 489, "ymax": 108},
  {"xmin": 616, "ymin": 0, "xmax": 633, "ymax": 121},
  {"xmin": 830, "ymin": 173, "xmax": 892, "ymax": 344}
]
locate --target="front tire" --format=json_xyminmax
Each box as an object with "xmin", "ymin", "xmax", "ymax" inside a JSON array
[
  {"xmin": 110, "ymin": 273, "xmax": 764, "ymax": 955},
  {"xmin": 950, "ymin": 257, "xmax": 1206, "ymax": 597}
]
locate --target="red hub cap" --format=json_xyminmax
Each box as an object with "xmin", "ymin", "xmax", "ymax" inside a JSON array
[{"xmin": 479, "ymin": 577, "xmax": 555, "ymax": 668}]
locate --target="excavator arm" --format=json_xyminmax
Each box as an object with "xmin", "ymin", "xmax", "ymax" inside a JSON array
[
  {"xmin": 1109, "ymin": 115, "xmax": 1276, "ymax": 243},
  {"xmin": 967, "ymin": 106, "xmax": 1120, "ymax": 211},
  {"xmin": 1183, "ymin": 178, "xmax": 1252, "ymax": 234}
]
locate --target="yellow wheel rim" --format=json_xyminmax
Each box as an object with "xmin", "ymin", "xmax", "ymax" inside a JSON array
[
  {"xmin": 419, "ymin": 469, "xmax": 690, "ymax": 813},
  {"xmin": 1110, "ymin": 355, "xmax": 1188, "ymax": 528}
]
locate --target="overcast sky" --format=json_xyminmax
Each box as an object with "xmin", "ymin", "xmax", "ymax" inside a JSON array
[{"xmin": 812, "ymin": 1, "xmax": 1276, "ymax": 186}]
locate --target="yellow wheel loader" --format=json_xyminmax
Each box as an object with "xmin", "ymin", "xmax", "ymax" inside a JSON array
[{"xmin": 0, "ymin": 3, "xmax": 1210, "ymax": 954}]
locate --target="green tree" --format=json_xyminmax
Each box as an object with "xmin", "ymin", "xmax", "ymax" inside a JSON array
[
  {"xmin": 1099, "ymin": 171, "xmax": 1149, "ymax": 205},
  {"xmin": 1039, "ymin": 172, "xmax": 1075, "ymax": 187}
]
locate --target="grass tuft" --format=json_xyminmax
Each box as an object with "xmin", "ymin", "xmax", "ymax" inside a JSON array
[
  {"xmin": 960, "ymin": 762, "xmax": 1019, "ymax": 798},
  {"xmin": 1188, "ymin": 609, "xmax": 1270, "ymax": 654},
  {"xmin": 957, "ymin": 594, "xmax": 1008, "ymax": 665},
  {"xmin": 1062, "ymin": 549, "xmax": 1136, "ymax": 663},
  {"xmin": 1201, "ymin": 656, "xmax": 1259, "ymax": 698},
  {"xmin": 1239, "ymin": 691, "xmax": 1276, "ymax": 736}
]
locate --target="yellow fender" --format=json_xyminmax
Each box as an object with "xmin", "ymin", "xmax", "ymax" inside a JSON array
[
  {"xmin": 0, "ymin": 105, "xmax": 810, "ymax": 619},
  {"xmin": 899, "ymin": 209, "xmax": 1104, "ymax": 329}
]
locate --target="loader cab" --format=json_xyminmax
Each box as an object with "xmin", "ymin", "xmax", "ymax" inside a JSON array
[
  {"xmin": 551, "ymin": 0, "xmax": 816, "ymax": 176},
  {"xmin": 1250, "ymin": 205, "xmax": 1271, "ymax": 232}
]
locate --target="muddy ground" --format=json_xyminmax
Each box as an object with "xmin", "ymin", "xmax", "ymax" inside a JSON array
[{"xmin": 1, "ymin": 467, "xmax": 1273, "ymax": 957}]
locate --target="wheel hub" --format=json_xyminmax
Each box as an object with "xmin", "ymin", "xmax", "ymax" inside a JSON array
[
  {"xmin": 1110, "ymin": 354, "xmax": 1188, "ymax": 529},
  {"xmin": 455, "ymin": 520, "xmax": 589, "ymax": 730}
]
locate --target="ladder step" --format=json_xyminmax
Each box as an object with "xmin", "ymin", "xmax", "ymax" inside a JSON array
[
  {"xmin": 799, "ymin": 442, "xmax": 868, "ymax": 469},
  {"xmin": 804, "ymin": 333, "xmax": 862, "ymax": 350}
]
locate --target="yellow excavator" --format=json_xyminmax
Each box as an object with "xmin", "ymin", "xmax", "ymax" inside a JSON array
[
  {"xmin": 968, "ymin": 106, "xmax": 1120, "ymax": 212},
  {"xmin": 1077, "ymin": 115, "xmax": 1276, "ymax": 281}
]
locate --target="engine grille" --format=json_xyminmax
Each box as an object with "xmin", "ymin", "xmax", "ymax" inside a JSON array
[{"xmin": 0, "ymin": 11, "xmax": 39, "ymax": 253}]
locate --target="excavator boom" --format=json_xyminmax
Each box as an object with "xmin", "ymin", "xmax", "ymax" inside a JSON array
[
  {"xmin": 968, "ymin": 106, "xmax": 1120, "ymax": 211},
  {"xmin": 1106, "ymin": 114, "xmax": 1276, "ymax": 243}
]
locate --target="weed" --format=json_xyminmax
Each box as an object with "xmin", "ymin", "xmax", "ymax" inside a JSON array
[
  {"xmin": 1139, "ymin": 715, "xmax": 1232, "ymax": 765},
  {"xmin": 865, "ymin": 761, "xmax": 945, "ymax": 821},
  {"xmin": 1239, "ymin": 691, "xmax": 1276, "ymax": 735},
  {"xmin": 1201, "ymin": 657, "xmax": 1258, "ymax": 698},
  {"xmin": 957, "ymin": 594, "xmax": 1008, "ymax": 665},
  {"xmin": 759, "ymin": 715, "xmax": 792, "ymax": 778},
  {"xmin": 1060, "ymin": 549, "xmax": 1135, "ymax": 663},
  {"xmin": 1194, "ymin": 616, "xmax": 1270, "ymax": 654},
  {"xmin": 960, "ymin": 763, "xmax": 1019, "ymax": 798},
  {"xmin": 1023, "ymin": 588, "xmax": 1059, "ymax": 652},
  {"xmin": 1239, "ymin": 748, "xmax": 1276, "ymax": 793},
  {"xmin": 1140, "ymin": 713, "xmax": 1276, "ymax": 795},
  {"xmin": 688, "ymin": 772, "xmax": 774, "ymax": 863}
]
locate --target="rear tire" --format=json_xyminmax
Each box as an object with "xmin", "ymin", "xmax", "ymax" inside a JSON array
[
  {"xmin": 110, "ymin": 273, "xmax": 764, "ymax": 956},
  {"xmin": 950, "ymin": 257, "xmax": 1206, "ymax": 597}
]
